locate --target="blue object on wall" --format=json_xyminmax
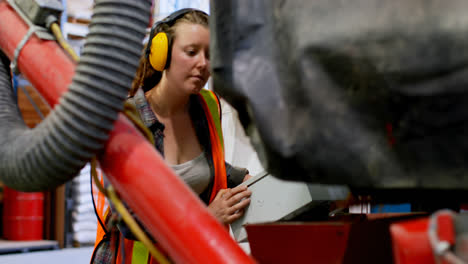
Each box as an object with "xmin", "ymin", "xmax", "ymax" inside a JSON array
[{"xmin": 371, "ymin": 203, "xmax": 411, "ymax": 213}]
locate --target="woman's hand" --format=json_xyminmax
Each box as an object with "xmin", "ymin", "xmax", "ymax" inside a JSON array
[{"xmin": 208, "ymin": 185, "xmax": 252, "ymax": 225}]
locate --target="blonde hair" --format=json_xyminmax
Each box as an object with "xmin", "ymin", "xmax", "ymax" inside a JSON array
[{"xmin": 129, "ymin": 10, "xmax": 209, "ymax": 97}]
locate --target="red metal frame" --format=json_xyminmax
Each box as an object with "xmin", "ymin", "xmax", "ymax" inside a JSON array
[
  {"xmin": 390, "ymin": 213, "xmax": 455, "ymax": 264},
  {"xmin": 246, "ymin": 223, "xmax": 351, "ymax": 264},
  {"xmin": 390, "ymin": 218, "xmax": 435, "ymax": 264},
  {"xmin": 245, "ymin": 213, "xmax": 438, "ymax": 264},
  {"xmin": 0, "ymin": 2, "xmax": 254, "ymax": 263}
]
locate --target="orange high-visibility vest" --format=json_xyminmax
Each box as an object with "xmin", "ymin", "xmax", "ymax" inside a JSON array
[{"xmin": 91, "ymin": 89, "xmax": 226, "ymax": 264}]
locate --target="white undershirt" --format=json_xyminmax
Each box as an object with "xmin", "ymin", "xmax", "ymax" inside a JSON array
[{"xmin": 170, "ymin": 152, "xmax": 211, "ymax": 195}]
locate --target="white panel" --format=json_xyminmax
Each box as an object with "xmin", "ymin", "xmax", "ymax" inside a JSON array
[{"xmin": 231, "ymin": 172, "xmax": 350, "ymax": 242}]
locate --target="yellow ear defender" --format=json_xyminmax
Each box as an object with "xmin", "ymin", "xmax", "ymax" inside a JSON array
[
  {"xmin": 146, "ymin": 8, "xmax": 207, "ymax": 72},
  {"xmin": 149, "ymin": 32, "xmax": 169, "ymax": 71}
]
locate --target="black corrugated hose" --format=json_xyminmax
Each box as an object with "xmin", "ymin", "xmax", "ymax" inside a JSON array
[{"xmin": 0, "ymin": 0, "xmax": 151, "ymax": 191}]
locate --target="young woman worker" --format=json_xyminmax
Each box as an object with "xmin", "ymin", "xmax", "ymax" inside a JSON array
[{"xmin": 92, "ymin": 8, "xmax": 252, "ymax": 264}]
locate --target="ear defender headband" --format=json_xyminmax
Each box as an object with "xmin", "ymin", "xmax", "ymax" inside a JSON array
[{"xmin": 146, "ymin": 8, "xmax": 207, "ymax": 71}]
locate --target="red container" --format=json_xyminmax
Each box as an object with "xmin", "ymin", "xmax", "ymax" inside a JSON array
[{"xmin": 2, "ymin": 187, "xmax": 44, "ymax": 241}]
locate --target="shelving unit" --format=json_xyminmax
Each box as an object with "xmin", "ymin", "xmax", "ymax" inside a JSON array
[{"xmin": 0, "ymin": 240, "xmax": 59, "ymax": 254}]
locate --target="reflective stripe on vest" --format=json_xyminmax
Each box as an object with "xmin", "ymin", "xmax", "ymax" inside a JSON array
[
  {"xmin": 198, "ymin": 89, "xmax": 227, "ymax": 202},
  {"xmin": 199, "ymin": 89, "xmax": 224, "ymax": 152},
  {"xmin": 132, "ymin": 241, "xmax": 149, "ymax": 264},
  {"xmin": 92, "ymin": 89, "xmax": 226, "ymax": 263}
]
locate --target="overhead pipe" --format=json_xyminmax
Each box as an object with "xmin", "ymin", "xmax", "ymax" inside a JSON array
[
  {"xmin": 0, "ymin": 0, "xmax": 151, "ymax": 190},
  {"xmin": 0, "ymin": 1, "xmax": 254, "ymax": 263}
]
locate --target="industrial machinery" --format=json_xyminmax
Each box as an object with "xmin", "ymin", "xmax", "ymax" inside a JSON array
[
  {"xmin": 0, "ymin": 0, "xmax": 252, "ymax": 263},
  {"xmin": 210, "ymin": 0, "xmax": 468, "ymax": 192},
  {"xmin": 209, "ymin": 0, "xmax": 468, "ymax": 262}
]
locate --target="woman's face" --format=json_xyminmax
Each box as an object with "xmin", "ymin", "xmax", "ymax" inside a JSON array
[{"xmin": 165, "ymin": 22, "xmax": 210, "ymax": 95}]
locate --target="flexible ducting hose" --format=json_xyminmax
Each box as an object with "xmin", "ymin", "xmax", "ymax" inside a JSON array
[{"xmin": 0, "ymin": 0, "xmax": 151, "ymax": 191}]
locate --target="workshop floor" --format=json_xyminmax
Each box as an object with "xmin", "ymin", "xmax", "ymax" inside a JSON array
[
  {"xmin": 0, "ymin": 246, "xmax": 94, "ymax": 264},
  {"xmin": 0, "ymin": 243, "xmax": 250, "ymax": 263}
]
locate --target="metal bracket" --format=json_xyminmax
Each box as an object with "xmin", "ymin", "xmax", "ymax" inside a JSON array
[
  {"xmin": 6, "ymin": 0, "xmax": 56, "ymax": 74},
  {"xmin": 6, "ymin": 0, "xmax": 55, "ymax": 40},
  {"xmin": 10, "ymin": 27, "xmax": 35, "ymax": 74}
]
